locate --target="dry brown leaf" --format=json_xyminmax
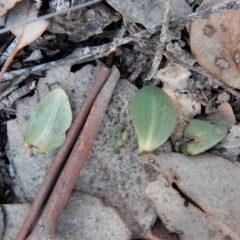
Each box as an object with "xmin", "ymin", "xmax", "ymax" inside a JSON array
[
  {"xmin": 0, "ymin": 0, "xmax": 21, "ymax": 16},
  {"xmin": 143, "ymin": 153, "xmax": 240, "ymax": 240},
  {"xmin": 106, "ymin": 0, "xmax": 192, "ymax": 33},
  {"xmin": 190, "ymin": 0, "xmax": 240, "ymax": 89},
  {"xmin": 212, "ymin": 124, "xmax": 240, "ymax": 162},
  {"xmin": 6, "ymin": 0, "xmax": 48, "ymax": 47},
  {"xmin": 206, "ymin": 102, "xmax": 236, "ymax": 128},
  {"xmin": 0, "ymin": 0, "xmax": 48, "ymax": 82}
]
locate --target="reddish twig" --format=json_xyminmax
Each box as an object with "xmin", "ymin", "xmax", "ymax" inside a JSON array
[
  {"xmin": 16, "ymin": 65, "xmax": 111, "ymax": 240},
  {"xmin": 26, "ymin": 65, "xmax": 120, "ymax": 239}
]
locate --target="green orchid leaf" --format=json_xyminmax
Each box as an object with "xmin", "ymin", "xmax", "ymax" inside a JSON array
[
  {"xmin": 181, "ymin": 119, "xmax": 228, "ymax": 155},
  {"xmin": 24, "ymin": 88, "xmax": 72, "ymax": 152},
  {"xmin": 129, "ymin": 85, "xmax": 176, "ymax": 153}
]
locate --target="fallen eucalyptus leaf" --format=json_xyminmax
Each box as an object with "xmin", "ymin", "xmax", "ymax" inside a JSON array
[
  {"xmin": 142, "ymin": 152, "xmax": 240, "ymax": 240},
  {"xmin": 0, "ymin": 0, "xmax": 21, "ymax": 16},
  {"xmin": 129, "ymin": 85, "xmax": 176, "ymax": 153},
  {"xmin": 181, "ymin": 119, "xmax": 228, "ymax": 155},
  {"xmin": 211, "ymin": 124, "xmax": 240, "ymax": 162},
  {"xmin": 206, "ymin": 102, "xmax": 236, "ymax": 129},
  {"xmin": 24, "ymin": 88, "xmax": 72, "ymax": 152},
  {"xmin": 190, "ymin": 0, "xmax": 240, "ymax": 89},
  {"xmin": 7, "ymin": 0, "xmax": 48, "ymax": 49},
  {"xmin": 106, "ymin": 0, "xmax": 192, "ymax": 33}
]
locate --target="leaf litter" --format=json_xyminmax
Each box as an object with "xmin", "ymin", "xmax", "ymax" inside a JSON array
[
  {"xmin": 0, "ymin": 0, "xmax": 48, "ymax": 82},
  {"xmin": 143, "ymin": 153, "xmax": 240, "ymax": 240},
  {"xmin": 1, "ymin": 0, "xmax": 240, "ymax": 239},
  {"xmin": 190, "ymin": 0, "xmax": 240, "ymax": 89},
  {"xmin": 0, "ymin": 0, "xmax": 20, "ymax": 16}
]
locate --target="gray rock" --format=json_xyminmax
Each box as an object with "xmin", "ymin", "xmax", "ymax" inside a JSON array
[{"xmin": 6, "ymin": 63, "xmax": 159, "ymax": 237}]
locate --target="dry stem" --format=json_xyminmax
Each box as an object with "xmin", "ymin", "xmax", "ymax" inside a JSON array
[{"xmin": 145, "ymin": 0, "xmax": 172, "ymax": 81}]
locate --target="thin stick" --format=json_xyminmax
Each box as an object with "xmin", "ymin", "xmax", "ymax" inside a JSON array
[
  {"xmin": 145, "ymin": 0, "xmax": 172, "ymax": 80},
  {"xmin": 3, "ymin": 30, "xmax": 150, "ymax": 81},
  {"xmin": 170, "ymin": 0, "xmax": 240, "ymax": 26},
  {"xmin": 0, "ymin": 81, "xmax": 36, "ymax": 108},
  {"xmin": 26, "ymin": 65, "xmax": 120, "ymax": 240},
  {"xmin": 15, "ymin": 66, "xmax": 111, "ymax": 240},
  {"xmin": 0, "ymin": 71, "xmax": 30, "ymax": 100}
]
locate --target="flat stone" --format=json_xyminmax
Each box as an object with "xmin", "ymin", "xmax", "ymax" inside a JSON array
[{"xmin": 6, "ymin": 63, "xmax": 159, "ymax": 237}]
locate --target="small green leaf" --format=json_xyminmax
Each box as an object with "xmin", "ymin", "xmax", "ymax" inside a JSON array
[
  {"xmin": 108, "ymin": 125, "xmax": 129, "ymax": 150},
  {"xmin": 181, "ymin": 119, "xmax": 228, "ymax": 155},
  {"xmin": 24, "ymin": 88, "xmax": 72, "ymax": 152},
  {"xmin": 129, "ymin": 85, "xmax": 176, "ymax": 153}
]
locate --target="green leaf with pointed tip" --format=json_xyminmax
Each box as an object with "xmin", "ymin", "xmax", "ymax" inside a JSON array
[
  {"xmin": 181, "ymin": 119, "xmax": 228, "ymax": 155},
  {"xmin": 24, "ymin": 88, "xmax": 72, "ymax": 152},
  {"xmin": 129, "ymin": 85, "xmax": 176, "ymax": 153}
]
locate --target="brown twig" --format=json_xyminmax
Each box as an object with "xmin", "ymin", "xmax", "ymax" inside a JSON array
[
  {"xmin": 3, "ymin": 30, "xmax": 151, "ymax": 81},
  {"xmin": 16, "ymin": 65, "xmax": 111, "ymax": 240},
  {"xmin": 26, "ymin": 65, "xmax": 120, "ymax": 240}
]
